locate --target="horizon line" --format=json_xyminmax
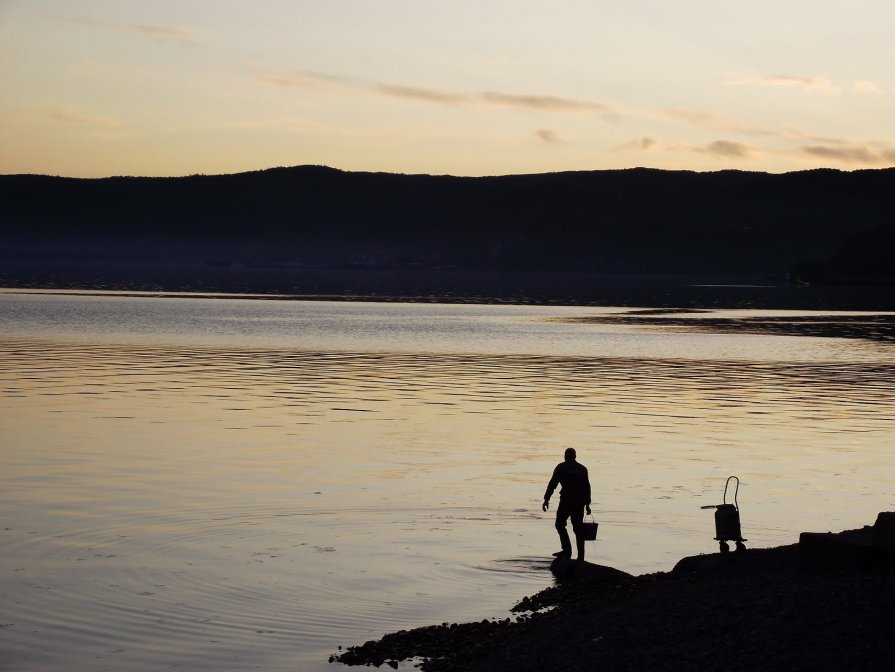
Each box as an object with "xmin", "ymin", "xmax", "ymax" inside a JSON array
[{"xmin": 3, "ymin": 163, "xmax": 892, "ymax": 181}]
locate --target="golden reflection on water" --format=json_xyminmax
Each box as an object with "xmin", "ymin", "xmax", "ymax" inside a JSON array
[
  {"xmin": 4, "ymin": 338, "xmax": 893, "ymax": 545},
  {"xmin": 1, "ymin": 301, "xmax": 895, "ymax": 671}
]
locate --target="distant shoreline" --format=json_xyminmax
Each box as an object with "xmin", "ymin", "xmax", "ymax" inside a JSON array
[
  {"xmin": 3, "ymin": 264, "xmax": 895, "ymax": 311},
  {"xmin": 5, "ymin": 283, "xmax": 895, "ymax": 347}
]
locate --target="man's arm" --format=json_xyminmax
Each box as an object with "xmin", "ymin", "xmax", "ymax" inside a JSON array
[
  {"xmin": 543, "ymin": 464, "xmax": 561, "ymax": 511},
  {"xmin": 584, "ymin": 466, "xmax": 592, "ymax": 515}
]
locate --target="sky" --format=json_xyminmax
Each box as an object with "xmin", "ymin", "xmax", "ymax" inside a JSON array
[{"xmin": 2, "ymin": 0, "xmax": 895, "ymax": 177}]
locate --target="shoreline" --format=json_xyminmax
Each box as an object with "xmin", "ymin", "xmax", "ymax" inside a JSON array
[
  {"xmin": 332, "ymin": 516, "xmax": 895, "ymax": 671},
  {"xmin": 2, "ymin": 265, "xmax": 895, "ymax": 312},
  {"xmin": 4, "ymin": 284, "xmax": 894, "ymax": 345}
]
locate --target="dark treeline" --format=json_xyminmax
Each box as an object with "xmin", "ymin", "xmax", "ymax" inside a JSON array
[{"xmin": 1, "ymin": 165, "xmax": 893, "ymax": 284}]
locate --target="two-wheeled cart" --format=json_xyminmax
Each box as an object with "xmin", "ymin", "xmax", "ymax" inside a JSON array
[{"xmin": 700, "ymin": 476, "xmax": 747, "ymax": 553}]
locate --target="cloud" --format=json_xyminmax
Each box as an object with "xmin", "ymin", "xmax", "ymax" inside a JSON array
[
  {"xmin": 663, "ymin": 108, "xmax": 715, "ymax": 126},
  {"xmin": 167, "ymin": 116, "xmax": 352, "ymax": 137},
  {"xmin": 376, "ymin": 84, "xmax": 469, "ymax": 105},
  {"xmin": 784, "ymin": 128, "xmax": 849, "ymax": 145},
  {"xmin": 660, "ymin": 108, "xmax": 774, "ymax": 136},
  {"xmin": 705, "ymin": 140, "xmax": 750, "ymax": 158},
  {"xmin": 480, "ymin": 91, "xmax": 612, "ymax": 114},
  {"xmin": 764, "ymin": 75, "xmax": 836, "ymax": 92},
  {"xmin": 256, "ymin": 69, "xmax": 467, "ymax": 104},
  {"xmin": 56, "ymin": 15, "xmax": 194, "ymax": 42},
  {"xmin": 615, "ymin": 137, "xmax": 657, "ymax": 152},
  {"xmin": 49, "ymin": 109, "xmax": 122, "ymax": 128},
  {"xmin": 853, "ymin": 80, "xmax": 882, "ymax": 94},
  {"xmin": 255, "ymin": 67, "xmax": 615, "ymax": 117},
  {"xmin": 132, "ymin": 24, "xmax": 194, "ymax": 41},
  {"xmin": 534, "ymin": 129, "xmax": 563, "ymax": 144},
  {"xmin": 731, "ymin": 74, "xmax": 884, "ymax": 95},
  {"xmin": 665, "ymin": 140, "xmax": 753, "ymax": 159},
  {"xmin": 254, "ymin": 71, "xmax": 325, "ymax": 91},
  {"xmin": 802, "ymin": 145, "xmax": 895, "ymax": 165},
  {"xmin": 37, "ymin": 106, "xmax": 129, "ymax": 141},
  {"xmin": 728, "ymin": 74, "xmax": 840, "ymax": 94}
]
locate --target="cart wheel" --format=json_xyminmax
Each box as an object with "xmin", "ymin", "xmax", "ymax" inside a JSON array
[
  {"xmin": 719, "ymin": 541, "xmax": 730, "ymax": 554},
  {"xmin": 735, "ymin": 541, "xmax": 746, "ymax": 553}
]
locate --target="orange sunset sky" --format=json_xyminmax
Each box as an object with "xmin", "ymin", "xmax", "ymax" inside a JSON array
[{"xmin": 2, "ymin": 0, "xmax": 894, "ymax": 177}]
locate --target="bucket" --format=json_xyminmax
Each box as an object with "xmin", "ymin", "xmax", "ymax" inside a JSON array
[{"xmin": 582, "ymin": 517, "xmax": 598, "ymax": 541}]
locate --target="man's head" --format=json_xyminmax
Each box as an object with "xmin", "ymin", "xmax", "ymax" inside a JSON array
[{"xmin": 564, "ymin": 447, "xmax": 576, "ymax": 461}]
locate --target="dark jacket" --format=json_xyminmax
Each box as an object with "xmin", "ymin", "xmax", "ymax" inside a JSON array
[{"xmin": 544, "ymin": 459, "xmax": 591, "ymax": 505}]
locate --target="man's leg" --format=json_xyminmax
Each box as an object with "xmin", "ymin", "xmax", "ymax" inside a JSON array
[
  {"xmin": 554, "ymin": 502, "xmax": 572, "ymax": 557},
  {"xmin": 569, "ymin": 504, "xmax": 586, "ymax": 560}
]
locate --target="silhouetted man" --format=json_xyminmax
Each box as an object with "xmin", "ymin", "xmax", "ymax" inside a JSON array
[{"xmin": 542, "ymin": 447, "xmax": 592, "ymax": 561}]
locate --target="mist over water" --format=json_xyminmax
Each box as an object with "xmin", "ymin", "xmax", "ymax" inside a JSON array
[{"xmin": 2, "ymin": 291, "xmax": 894, "ymax": 670}]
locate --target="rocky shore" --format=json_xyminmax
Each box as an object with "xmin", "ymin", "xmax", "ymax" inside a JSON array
[{"xmin": 331, "ymin": 514, "xmax": 895, "ymax": 671}]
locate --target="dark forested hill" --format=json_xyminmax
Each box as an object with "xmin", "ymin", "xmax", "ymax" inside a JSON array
[{"xmin": 1, "ymin": 166, "xmax": 893, "ymax": 285}]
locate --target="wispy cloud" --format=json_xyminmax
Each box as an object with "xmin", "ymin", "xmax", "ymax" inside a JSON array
[
  {"xmin": 615, "ymin": 136, "xmax": 753, "ymax": 159},
  {"xmin": 660, "ymin": 108, "xmax": 774, "ymax": 136},
  {"xmin": 728, "ymin": 74, "xmax": 840, "ymax": 94},
  {"xmin": 802, "ymin": 145, "xmax": 895, "ymax": 165},
  {"xmin": 255, "ymin": 68, "xmax": 615, "ymax": 117},
  {"xmin": 49, "ymin": 108, "xmax": 122, "ymax": 128},
  {"xmin": 853, "ymin": 80, "xmax": 882, "ymax": 94},
  {"xmin": 375, "ymin": 83, "xmax": 469, "ymax": 105},
  {"xmin": 784, "ymin": 128, "xmax": 849, "ymax": 145},
  {"xmin": 619, "ymin": 132, "xmax": 895, "ymax": 166},
  {"xmin": 662, "ymin": 108, "xmax": 716, "ymax": 126},
  {"xmin": 167, "ymin": 116, "xmax": 352, "ymax": 136},
  {"xmin": 132, "ymin": 24, "xmax": 192, "ymax": 41},
  {"xmin": 615, "ymin": 137, "xmax": 657, "ymax": 152},
  {"xmin": 534, "ymin": 129, "xmax": 563, "ymax": 144},
  {"xmin": 665, "ymin": 139, "xmax": 754, "ymax": 159},
  {"xmin": 55, "ymin": 15, "xmax": 195, "ymax": 42},
  {"xmin": 730, "ymin": 74, "xmax": 884, "ymax": 96},
  {"xmin": 37, "ymin": 106, "xmax": 129, "ymax": 141},
  {"xmin": 482, "ymin": 91, "xmax": 611, "ymax": 114},
  {"xmin": 704, "ymin": 140, "xmax": 750, "ymax": 158},
  {"xmin": 254, "ymin": 71, "xmax": 330, "ymax": 91}
]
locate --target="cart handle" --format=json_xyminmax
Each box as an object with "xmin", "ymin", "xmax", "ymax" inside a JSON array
[{"xmin": 723, "ymin": 476, "xmax": 740, "ymax": 510}]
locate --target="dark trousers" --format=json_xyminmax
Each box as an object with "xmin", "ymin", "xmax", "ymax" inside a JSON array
[{"xmin": 555, "ymin": 500, "xmax": 586, "ymax": 560}]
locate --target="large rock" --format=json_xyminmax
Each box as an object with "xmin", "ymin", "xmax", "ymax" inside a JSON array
[
  {"xmin": 871, "ymin": 511, "xmax": 895, "ymax": 552},
  {"xmin": 799, "ymin": 513, "xmax": 895, "ymax": 571},
  {"xmin": 549, "ymin": 556, "xmax": 633, "ymax": 582},
  {"xmin": 672, "ymin": 544, "xmax": 799, "ymax": 574}
]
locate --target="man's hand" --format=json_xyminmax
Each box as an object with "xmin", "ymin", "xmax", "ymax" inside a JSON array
[
  {"xmin": 542, "ymin": 500, "xmax": 549, "ymax": 512},
  {"xmin": 586, "ymin": 505, "xmax": 591, "ymax": 516}
]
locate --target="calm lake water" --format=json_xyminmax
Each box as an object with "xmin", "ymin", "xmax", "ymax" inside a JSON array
[{"xmin": 1, "ymin": 289, "xmax": 894, "ymax": 671}]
